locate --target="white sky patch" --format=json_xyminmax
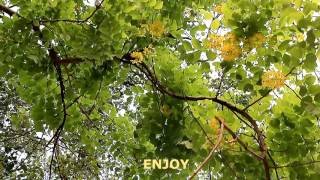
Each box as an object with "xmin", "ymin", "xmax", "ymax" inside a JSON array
[{"xmin": 84, "ymin": 0, "xmax": 96, "ymax": 7}]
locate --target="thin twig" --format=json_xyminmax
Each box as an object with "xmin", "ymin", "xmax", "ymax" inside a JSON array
[
  {"xmin": 243, "ymin": 89, "xmax": 272, "ymax": 111},
  {"xmin": 65, "ymin": 95, "xmax": 82, "ymax": 110},
  {"xmin": 271, "ymin": 160, "xmax": 320, "ymax": 168},
  {"xmin": 186, "ymin": 105, "xmax": 214, "ymax": 144},
  {"xmin": 230, "ymin": 109, "xmax": 253, "ymax": 129},
  {"xmin": 39, "ymin": 0, "xmax": 105, "ymax": 24},
  {"xmin": 0, "ymin": 4, "xmax": 21, "ymax": 17},
  {"xmin": 186, "ymin": 105, "xmax": 239, "ymax": 178},
  {"xmin": 215, "ymin": 71, "xmax": 225, "ymax": 98},
  {"xmin": 285, "ymin": 84, "xmax": 302, "ymax": 100},
  {"xmin": 117, "ymin": 55, "xmax": 270, "ymax": 179},
  {"xmin": 243, "ymin": 64, "xmax": 302, "ymax": 111},
  {"xmin": 189, "ymin": 121, "xmax": 224, "ymax": 179},
  {"xmin": 215, "ymin": 116, "xmax": 263, "ymax": 160},
  {"xmin": 267, "ymin": 151, "xmax": 280, "ymax": 180}
]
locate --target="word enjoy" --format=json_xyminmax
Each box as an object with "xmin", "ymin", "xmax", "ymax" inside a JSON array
[{"xmin": 143, "ymin": 159, "xmax": 189, "ymax": 169}]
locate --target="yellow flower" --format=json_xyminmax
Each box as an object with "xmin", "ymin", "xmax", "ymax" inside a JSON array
[
  {"xmin": 226, "ymin": 136, "xmax": 237, "ymax": 145},
  {"xmin": 224, "ymin": 32, "xmax": 237, "ymax": 43},
  {"xmin": 202, "ymin": 135, "xmax": 214, "ymax": 150},
  {"xmin": 130, "ymin": 51, "xmax": 144, "ymax": 64},
  {"xmin": 262, "ymin": 71, "xmax": 286, "ymax": 89},
  {"xmin": 160, "ymin": 104, "xmax": 172, "ymax": 117},
  {"xmin": 248, "ymin": 32, "xmax": 266, "ymax": 48},
  {"xmin": 148, "ymin": 20, "xmax": 165, "ymax": 38},
  {"xmin": 206, "ymin": 32, "xmax": 241, "ymax": 61},
  {"xmin": 143, "ymin": 47, "xmax": 152, "ymax": 55},
  {"xmin": 137, "ymin": 24, "xmax": 148, "ymax": 37},
  {"xmin": 209, "ymin": 118, "xmax": 216, "ymax": 129},
  {"xmin": 207, "ymin": 34, "xmax": 224, "ymax": 49},
  {"xmin": 221, "ymin": 43, "xmax": 241, "ymax": 61},
  {"xmin": 214, "ymin": 5, "xmax": 223, "ymax": 14},
  {"xmin": 296, "ymin": 32, "xmax": 304, "ymax": 42},
  {"xmin": 242, "ymin": 39, "xmax": 251, "ymax": 52}
]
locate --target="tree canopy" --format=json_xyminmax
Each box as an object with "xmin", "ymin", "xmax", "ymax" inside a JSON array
[{"xmin": 1, "ymin": 0, "xmax": 320, "ymax": 179}]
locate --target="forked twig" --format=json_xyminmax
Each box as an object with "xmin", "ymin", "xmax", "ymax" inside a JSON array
[{"xmin": 189, "ymin": 118, "xmax": 224, "ymax": 179}]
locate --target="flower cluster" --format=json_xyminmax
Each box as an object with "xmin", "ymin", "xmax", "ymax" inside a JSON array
[
  {"xmin": 130, "ymin": 45, "xmax": 154, "ymax": 64},
  {"xmin": 209, "ymin": 117, "xmax": 216, "ymax": 129},
  {"xmin": 160, "ymin": 104, "xmax": 172, "ymax": 117},
  {"xmin": 143, "ymin": 46, "xmax": 152, "ymax": 56},
  {"xmin": 248, "ymin": 32, "xmax": 266, "ymax": 48},
  {"xmin": 221, "ymin": 43, "xmax": 241, "ymax": 61},
  {"xmin": 130, "ymin": 51, "xmax": 144, "ymax": 64},
  {"xmin": 206, "ymin": 34, "xmax": 224, "ymax": 49},
  {"xmin": 262, "ymin": 71, "xmax": 286, "ymax": 89},
  {"xmin": 206, "ymin": 32, "xmax": 241, "ymax": 61},
  {"xmin": 137, "ymin": 24, "xmax": 148, "ymax": 37},
  {"xmin": 148, "ymin": 20, "xmax": 165, "ymax": 38},
  {"xmin": 224, "ymin": 33, "xmax": 237, "ymax": 43},
  {"xmin": 295, "ymin": 32, "xmax": 304, "ymax": 42},
  {"xmin": 214, "ymin": 5, "xmax": 223, "ymax": 14}
]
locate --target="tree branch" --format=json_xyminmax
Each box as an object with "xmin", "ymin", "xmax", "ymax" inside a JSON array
[
  {"xmin": 243, "ymin": 89, "xmax": 272, "ymax": 111},
  {"xmin": 47, "ymin": 48, "xmax": 68, "ymax": 179},
  {"xmin": 0, "ymin": 4, "xmax": 21, "ymax": 17},
  {"xmin": 39, "ymin": 0, "xmax": 105, "ymax": 24},
  {"xmin": 215, "ymin": 116, "xmax": 263, "ymax": 160},
  {"xmin": 186, "ymin": 105, "xmax": 239, "ymax": 178},
  {"xmin": 116, "ymin": 55, "xmax": 269, "ymax": 171},
  {"xmin": 285, "ymin": 83, "xmax": 302, "ymax": 100},
  {"xmin": 267, "ymin": 151, "xmax": 280, "ymax": 180},
  {"xmin": 215, "ymin": 70, "xmax": 225, "ymax": 98},
  {"xmin": 271, "ymin": 160, "xmax": 320, "ymax": 169},
  {"xmin": 189, "ymin": 120, "xmax": 224, "ymax": 179},
  {"xmin": 186, "ymin": 105, "xmax": 214, "ymax": 144},
  {"xmin": 243, "ymin": 64, "xmax": 302, "ymax": 111}
]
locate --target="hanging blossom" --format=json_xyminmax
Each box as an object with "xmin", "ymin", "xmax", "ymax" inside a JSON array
[
  {"xmin": 206, "ymin": 32, "xmax": 242, "ymax": 62},
  {"xmin": 160, "ymin": 104, "xmax": 172, "ymax": 117},
  {"xmin": 206, "ymin": 34, "xmax": 224, "ymax": 49},
  {"xmin": 130, "ymin": 45, "xmax": 154, "ymax": 64},
  {"xmin": 214, "ymin": 4, "xmax": 223, "ymax": 14},
  {"xmin": 148, "ymin": 20, "xmax": 165, "ymax": 38},
  {"xmin": 209, "ymin": 117, "xmax": 216, "ymax": 129},
  {"xmin": 295, "ymin": 32, "xmax": 304, "ymax": 42},
  {"xmin": 248, "ymin": 32, "xmax": 266, "ymax": 48},
  {"xmin": 143, "ymin": 45, "xmax": 154, "ymax": 56},
  {"xmin": 262, "ymin": 71, "xmax": 286, "ymax": 89},
  {"xmin": 221, "ymin": 32, "xmax": 241, "ymax": 62},
  {"xmin": 221, "ymin": 43, "xmax": 242, "ymax": 62},
  {"xmin": 130, "ymin": 51, "xmax": 144, "ymax": 64}
]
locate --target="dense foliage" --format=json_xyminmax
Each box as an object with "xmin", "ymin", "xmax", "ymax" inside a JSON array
[{"xmin": 1, "ymin": 0, "xmax": 320, "ymax": 179}]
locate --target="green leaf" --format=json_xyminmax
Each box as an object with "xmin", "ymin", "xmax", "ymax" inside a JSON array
[
  {"xmin": 206, "ymin": 50, "xmax": 216, "ymax": 60},
  {"xmin": 211, "ymin": 19, "xmax": 220, "ymax": 30},
  {"xmin": 124, "ymin": 5, "xmax": 137, "ymax": 13},
  {"xmin": 191, "ymin": 39, "xmax": 201, "ymax": 49},
  {"xmin": 305, "ymin": 75, "xmax": 316, "ymax": 85},
  {"xmin": 148, "ymin": 0, "xmax": 157, "ymax": 7},
  {"xmin": 200, "ymin": 9, "xmax": 213, "ymax": 20},
  {"xmin": 303, "ymin": 53, "xmax": 317, "ymax": 71},
  {"xmin": 289, "ymin": 46, "xmax": 304, "ymax": 59},
  {"xmin": 201, "ymin": 62, "xmax": 210, "ymax": 73},
  {"xmin": 183, "ymin": 41, "xmax": 192, "ymax": 51},
  {"xmin": 306, "ymin": 30, "xmax": 315, "ymax": 46},
  {"xmin": 269, "ymin": 118, "xmax": 280, "ymax": 128},
  {"xmin": 154, "ymin": 1, "xmax": 163, "ymax": 10},
  {"xmin": 299, "ymin": 86, "xmax": 307, "ymax": 96},
  {"xmin": 314, "ymin": 93, "xmax": 320, "ymax": 103}
]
